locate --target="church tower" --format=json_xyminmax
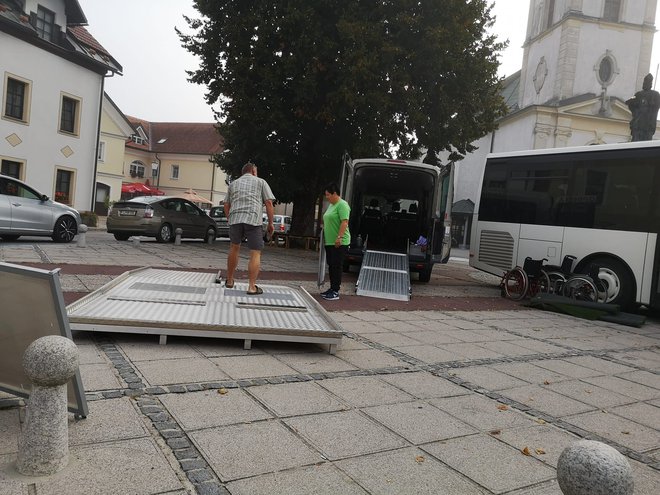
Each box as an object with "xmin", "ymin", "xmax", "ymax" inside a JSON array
[{"xmin": 519, "ymin": 0, "xmax": 657, "ymax": 111}]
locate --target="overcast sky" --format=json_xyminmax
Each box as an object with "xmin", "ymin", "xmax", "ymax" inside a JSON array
[{"xmin": 77, "ymin": 0, "xmax": 659, "ymax": 123}]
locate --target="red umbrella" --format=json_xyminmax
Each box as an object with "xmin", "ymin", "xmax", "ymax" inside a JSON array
[{"xmin": 121, "ymin": 182, "xmax": 164, "ymax": 196}]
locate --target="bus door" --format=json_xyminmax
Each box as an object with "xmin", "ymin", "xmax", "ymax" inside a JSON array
[{"xmin": 430, "ymin": 162, "xmax": 454, "ymax": 264}]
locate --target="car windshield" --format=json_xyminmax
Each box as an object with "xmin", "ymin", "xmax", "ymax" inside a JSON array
[{"xmin": 210, "ymin": 207, "xmax": 226, "ymax": 218}]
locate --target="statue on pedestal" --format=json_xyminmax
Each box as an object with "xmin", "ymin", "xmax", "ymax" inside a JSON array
[{"xmin": 626, "ymin": 73, "xmax": 660, "ymax": 141}]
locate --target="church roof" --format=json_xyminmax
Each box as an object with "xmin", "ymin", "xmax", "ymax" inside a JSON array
[{"xmin": 500, "ymin": 71, "xmax": 521, "ymax": 112}]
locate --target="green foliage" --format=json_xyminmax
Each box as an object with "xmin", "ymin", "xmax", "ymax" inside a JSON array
[
  {"xmin": 179, "ymin": 0, "xmax": 507, "ymax": 233},
  {"xmin": 80, "ymin": 211, "xmax": 98, "ymax": 228}
]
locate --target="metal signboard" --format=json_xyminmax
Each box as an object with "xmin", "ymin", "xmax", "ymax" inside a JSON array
[{"xmin": 0, "ymin": 262, "xmax": 88, "ymax": 416}]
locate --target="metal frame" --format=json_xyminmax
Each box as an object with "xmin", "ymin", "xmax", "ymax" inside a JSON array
[
  {"xmin": 67, "ymin": 268, "xmax": 343, "ymax": 354},
  {"xmin": 0, "ymin": 262, "xmax": 88, "ymax": 416}
]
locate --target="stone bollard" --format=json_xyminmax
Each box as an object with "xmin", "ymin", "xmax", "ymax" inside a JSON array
[
  {"xmin": 557, "ymin": 440, "xmax": 634, "ymax": 495},
  {"xmin": 174, "ymin": 227, "xmax": 183, "ymax": 245},
  {"xmin": 207, "ymin": 231, "xmax": 215, "ymax": 245},
  {"xmin": 76, "ymin": 224, "xmax": 88, "ymax": 248},
  {"xmin": 130, "ymin": 236, "xmax": 140, "ymax": 246},
  {"xmin": 17, "ymin": 335, "xmax": 79, "ymax": 476}
]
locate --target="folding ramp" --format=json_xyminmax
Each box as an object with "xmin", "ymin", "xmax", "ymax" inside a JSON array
[
  {"xmin": 355, "ymin": 250, "xmax": 411, "ymax": 301},
  {"xmin": 66, "ymin": 267, "xmax": 343, "ymax": 353}
]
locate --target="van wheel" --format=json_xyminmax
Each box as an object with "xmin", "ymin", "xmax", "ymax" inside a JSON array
[
  {"xmin": 590, "ymin": 257, "xmax": 635, "ymax": 310},
  {"xmin": 418, "ymin": 268, "xmax": 432, "ymax": 283},
  {"xmin": 114, "ymin": 233, "xmax": 130, "ymax": 241},
  {"xmin": 0, "ymin": 235, "xmax": 20, "ymax": 241},
  {"xmin": 342, "ymin": 261, "xmax": 350, "ymax": 273}
]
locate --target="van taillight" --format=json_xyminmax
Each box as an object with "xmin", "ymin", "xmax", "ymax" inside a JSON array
[{"xmin": 144, "ymin": 207, "xmax": 154, "ymax": 218}]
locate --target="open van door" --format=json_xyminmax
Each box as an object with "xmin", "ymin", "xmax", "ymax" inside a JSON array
[
  {"xmin": 430, "ymin": 162, "xmax": 454, "ymax": 264},
  {"xmin": 340, "ymin": 151, "xmax": 353, "ymax": 199}
]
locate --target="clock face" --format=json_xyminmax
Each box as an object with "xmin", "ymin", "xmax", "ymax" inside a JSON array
[{"xmin": 533, "ymin": 57, "xmax": 548, "ymax": 94}]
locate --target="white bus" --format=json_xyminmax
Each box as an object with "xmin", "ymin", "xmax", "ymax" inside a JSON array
[{"xmin": 470, "ymin": 140, "xmax": 660, "ymax": 309}]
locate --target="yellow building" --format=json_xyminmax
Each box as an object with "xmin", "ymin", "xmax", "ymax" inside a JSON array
[
  {"xmin": 94, "ymin": 94, "xmax": 133, "ymax": 213},
  {"xmin": 124, "ymin": 116, "xmax": 226, "ymax": 209},
  {"xmin": 94, "ymin": 96, "xmax": 227, "ymax": 214}
]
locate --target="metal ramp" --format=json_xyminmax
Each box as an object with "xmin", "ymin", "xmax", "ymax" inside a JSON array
[
  {"xmin": 66, "ymin": 267, "xmax": 343, "ymax": 353},
  {"xmin": 356, "ymin": 250, "xmax": 411, "ymax": 301}
]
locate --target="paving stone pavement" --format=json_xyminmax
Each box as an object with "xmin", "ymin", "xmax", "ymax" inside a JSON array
[{"xmin": 0, "ymin": 232, "xmax": 658, "ymax": 494}]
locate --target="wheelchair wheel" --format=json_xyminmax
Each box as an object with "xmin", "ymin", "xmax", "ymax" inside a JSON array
[
  {"xmin": 545, "ymin": 271, "xmax": 567, "ymax": 295},
  {"xmin": 562, "ymin": 276, "xmax": 598, "ymax": 302},
  {"xmin": 503, "ymin": 267, "xmax": 528, "ymax": 300}
]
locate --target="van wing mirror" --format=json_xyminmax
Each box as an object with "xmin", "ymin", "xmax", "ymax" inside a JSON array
[{"xmin": 41, "ymin": 194, "xmax": 49, "ymax": 201}]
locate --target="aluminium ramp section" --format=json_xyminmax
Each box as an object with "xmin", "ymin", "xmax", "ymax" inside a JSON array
[
  {"xmin": 66, "ymin": 267, "xmax": 343, "ymax": 353},
  {"xmin": 356, "ymin": 250, "xmax": 410, "ymax": 301}
]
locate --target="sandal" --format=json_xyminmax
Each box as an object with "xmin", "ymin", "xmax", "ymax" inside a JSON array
[
  {"xmin": 225, "ymin": 281, "xmax": 234, "ymax": 289},
  {"xmin": 246, "ymin": 285, "xmax": 263, "ymax": 295}
]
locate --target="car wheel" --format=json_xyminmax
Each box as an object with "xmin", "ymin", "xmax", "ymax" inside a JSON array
[
  {"xmin": 0, "ymin": 235, "xmax": 20, "ymax": 241},
  {"xmin": 114, "ymin": 233, "xmax": 130, "ymax": 241},
  {"xmin": 51, "ymin": 216, "xmax": 77, "ymax": 243},
  {"xmin": 156, "ymin": 223, "xmax": 173, "ymax": 243},
  {"xmin": 205, "ymin": 226, "xmax": 216, "ymax": 243}
]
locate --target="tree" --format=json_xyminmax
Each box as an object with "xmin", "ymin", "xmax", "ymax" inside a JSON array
[{"xmin": 179, "ymin": 0, "xmax": 507, "ymax": 235}]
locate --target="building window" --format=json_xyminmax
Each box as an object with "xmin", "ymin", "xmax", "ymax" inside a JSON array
[
  {"xmin": 171, "ymin": 164, "xmax": 179, "ymax": 179},
  {"xmin": 603, "ymin": 0, "xmax": 621, "ymax": 22},
  {"xmin": 97, "ymin": 141, "xmax": 105, "ymax": 162},
  {"xmin": 130, "ymin": 135, "xmax": 145, "ymax": 145},
  {"xmin": 1, "ymin": 158, "xmax": 23, "ymax": 179},
  {"xmin": 595, "ymin": 51, "xmax": 619, "ymax": 87},
  {"xmin": 130, "ymin": 161, "xmax": 145, "ymax": 178},
  {"xmin": 55, "ymin": 169, "xmax": 73, "ymax": 204},
  {"xmin": 59, "ymin": 94, "xmax": 80, "ymax": 135},
  {"xmin": 36, "ymin": 5, "xmax": 56, "ymax": 42},
  {"xmin": 3, "ymin": 74, "xmax": 31, "ymax": 122}
]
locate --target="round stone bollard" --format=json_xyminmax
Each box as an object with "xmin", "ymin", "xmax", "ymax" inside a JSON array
[
  {"xmin": 557, "ymin": 440, "xmax": 633, "ymax": 495},
  {"xmin": 17, "ymin": 336, "xmax": 79, "ymax": 476},
  {"xmin": 174, "ymin": 227, "xmax": 183, "ymax": 245},
  {"xmin": 130, "ymin": 236, "xmax": 140, "ymax": 246},
  {"xmin": 76, "ymin": 224, "xmax": 88, "ymax": 248}
]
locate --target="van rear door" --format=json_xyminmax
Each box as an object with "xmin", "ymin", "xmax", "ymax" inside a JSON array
[{"xmin": 431, "ymin": 162, "xmax": 454, "ymax": 263}]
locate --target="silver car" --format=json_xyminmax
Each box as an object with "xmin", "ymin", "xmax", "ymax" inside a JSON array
[{"xmin": 0, "ymin": 174, "xmax": 81, "ymax": 242}]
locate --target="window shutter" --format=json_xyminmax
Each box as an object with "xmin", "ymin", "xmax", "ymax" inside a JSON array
[{"xmin": 29, "ymin": 11, "xmax": 36, "ymax": 28}]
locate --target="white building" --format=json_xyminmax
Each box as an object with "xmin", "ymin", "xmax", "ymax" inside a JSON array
[
  {"xmin": 0, "ymin": 0, "xmax": 120, "ymax": 211},
  {"xmin": 452, "ymin": 0, "xmax": 658, "ymax": 247}
]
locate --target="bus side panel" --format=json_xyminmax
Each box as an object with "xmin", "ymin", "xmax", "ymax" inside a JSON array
[
  {"xmin": 518, "ymin": 224, "xmax": 565, "ymax": 267},
  {"xmin": 562, "ymin": 228, "xmax": 648, "ymax": 305},
  {"xmin": 470, "ymin": 219, "xmax": 521, "ymax": 276}
]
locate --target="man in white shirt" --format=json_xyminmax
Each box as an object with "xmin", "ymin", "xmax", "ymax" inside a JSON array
[{"xmin": 223, "ymin": 162, "xmax": 275, "ymax": 295}]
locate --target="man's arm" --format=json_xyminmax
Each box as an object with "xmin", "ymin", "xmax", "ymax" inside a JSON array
[
  {"xmin": 223, "ymin": 201, "xmax": 230, "ymax": 219},
  {"xmin": 265, "ymin": 200, "xmax": 275, "ymax": 234}
]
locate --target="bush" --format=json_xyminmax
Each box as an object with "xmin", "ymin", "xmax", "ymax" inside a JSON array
[{"xmin": 80, "ymin": 211, "xmax": 98, "ymax": 227}]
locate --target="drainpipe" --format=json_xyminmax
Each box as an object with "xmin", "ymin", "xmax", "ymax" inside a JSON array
[
  {"xmin": 91, "ymin": 75, "xmax": 106, "ymax": 211},
  {"xmin": 154, "ymin": 152, "xmax": 161, "ymax": 188},
  {"xmin": 210, "ymin": 159, "xmax": 216, "ymax": 203}
]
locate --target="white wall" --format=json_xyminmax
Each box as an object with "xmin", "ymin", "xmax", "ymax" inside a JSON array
[
  {"xmin": 0, "ymin": 32, "xmax": 104, "ymax": 210},
  {"xmin": 572, "ymin": 23, "xmax": 642, "ymax": 100}
]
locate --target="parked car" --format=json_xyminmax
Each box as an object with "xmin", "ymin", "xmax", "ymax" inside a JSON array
[
  {"xmin": 209, "ymin": 205, "xmax": 229, "ymax": 238},
  {"xmin": 0, "ymin": 174, "xmax": 81, "ymax": 242},
  {"xmin": 107, "ymin": 196, "xmax": 216, "ymax": 243},
  {"xmin": 263, "ymin": 214, "xmax": 292, "ymax": 234}
]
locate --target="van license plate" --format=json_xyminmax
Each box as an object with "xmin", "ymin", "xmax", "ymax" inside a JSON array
[{"xmin": 119, "ymin": 210, "xmax": 137, "ymax": 216}]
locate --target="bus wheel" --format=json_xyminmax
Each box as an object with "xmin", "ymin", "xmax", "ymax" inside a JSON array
[
  {"xmin": 418, "ymin": 268, "xmax": 432, "ymax": 283},
  {"xmin": 591, "ymin": 257, "xmax": 635, "ymax": 309}
]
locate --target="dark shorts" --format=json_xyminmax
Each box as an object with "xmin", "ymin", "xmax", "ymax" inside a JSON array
[{"xmin": 229, "ymin": 223, "xmax": 264, "ymax": 250}]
